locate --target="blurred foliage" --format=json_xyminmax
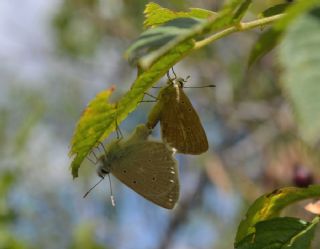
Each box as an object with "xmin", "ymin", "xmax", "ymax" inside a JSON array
[
  {"xmin": 69, "ymin": 223, "xmax": 106, "ymax": 249},
  {"xmin": 1, "ymin": 0, "xmax": 320, "ymax": 248},
  {"xmin": 53, "ymin": 0, "xmax": 103, "ymax": 56},
  {"xmin": 279, "ymin": 7, "xmax": 320, "ymax": 145},
  {"xmin": 0, "ymin": 171, "xmax": 30, "ymax": 249}
]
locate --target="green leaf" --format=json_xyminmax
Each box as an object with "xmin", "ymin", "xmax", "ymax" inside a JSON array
[
  {"xmin": 126, "ymin": 17, "xmax": 202, "ymax": 64},
  {"xmin": 69, "ymin": 88, "xmax": 117, "ymax": 178},
  {"xmin": 235, "ymin": 185, "xmax": 320, "ymax": 243},
  {"xmin": 144, "ymin": 2, "xmax": 216, "ymax": 28},
  {"xmin": 71, "ymin": 223, "xmax": 106, "ymax": 249},
  {"xmin": 248, "ymin": 28, "xmax": 282, "ymax": 67},
  {"xmin": 279, "ymin": 7, "xmax": 320, "ymax": 145},
  {"xmin": 136, "ymin": 0, "xmax": 248, "ymax": 69},
  {"xmin": 261, "ymin": 3, "xmax": 291, "ymax": 17},
  {"xmin": 236, "ymin": 217, "xmax": 319, "ymax": 249},
  {"xmin": 233, "ymin": 0, "xmax": 252, "ymax": 23}
]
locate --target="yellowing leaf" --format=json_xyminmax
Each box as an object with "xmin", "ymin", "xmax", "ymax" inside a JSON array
[
  {"xmin": 144, "ymin": 2, "xmax": 216, "ymax": 28},
  {"xmin": 69, "ymin": 87, "xmax": 117, "ymax": 178}
]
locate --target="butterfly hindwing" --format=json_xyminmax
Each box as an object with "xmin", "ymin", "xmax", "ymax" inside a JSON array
[
  {"xmin": 110, "ymin": 141, "xmax": 179, "ymax": 209},
  {"xmin": 159, "ymin": 85, "xmax": 208, "ymax": 154}
]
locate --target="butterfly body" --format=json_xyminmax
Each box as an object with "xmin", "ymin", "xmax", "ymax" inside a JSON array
[
  {"xmin": 147, "ymin": 78, "xmax": 209, "ymax": 155},
  {"xmin": 97, "ymin": 124, "xmax": 179, "ymax": 209}
]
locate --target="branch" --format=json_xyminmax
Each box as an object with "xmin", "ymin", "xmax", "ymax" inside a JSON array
[{"xmin": 194, "ymin": 14, "xmax": 285, "ymax": 50}]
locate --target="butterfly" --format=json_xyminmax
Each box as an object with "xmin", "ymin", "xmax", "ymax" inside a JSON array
[
  {"xmin": 147, "ymin": 71, "xmax": 213, "ymax": 155},
  {"xmin": 95, "ymin": 124, "xmax": 179, "ymax": 209}
]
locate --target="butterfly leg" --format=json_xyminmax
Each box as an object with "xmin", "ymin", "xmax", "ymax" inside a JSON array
[
  {"xmin": 115, "ymin": 119, "xmax": 123, "ymax": 140},
  {"xmin": 96, "ymin": 141, "xmax": 107, "ymax": 155},
  {"xmin": 170, "ymin": 67, "xmax": 177, "ymax": 80},
  {"xmin": 139, "ymin": 92, "xmax": 158, "ymax": 103},
  {"xmin": 113, "ymin": 104, "xmax": 124, "ymax": 140},
  {"xmin": 87, "ymin": 150, "xmax": 98, "ymax": 164}
]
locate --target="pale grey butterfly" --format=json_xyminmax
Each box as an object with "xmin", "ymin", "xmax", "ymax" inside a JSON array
[{"xmin": 87, "ymin": 124, "xmax": 180, "ymax": 209}]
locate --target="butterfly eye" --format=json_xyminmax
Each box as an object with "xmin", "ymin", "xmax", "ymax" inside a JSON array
[
  {"xmin": 97, "ymin": 160, "xmax": 110, "ymax": 177},
  {"xmin": 175, "ymin": 78, "xmax": 184, "ymax": 88}
]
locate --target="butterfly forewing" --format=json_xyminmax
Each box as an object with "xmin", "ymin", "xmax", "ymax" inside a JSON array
[
  {"xmin": 110, "ymin": 141, "xmax": 179, "ymax": 209},
  {"xmin": 159, "ymin": 85, "xmax": 208, "ymax": 154}
]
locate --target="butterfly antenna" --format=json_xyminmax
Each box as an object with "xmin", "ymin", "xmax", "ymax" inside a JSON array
[
  {"xmin": 107, "ymin": 174, "xmax": 116, "ymax": 207},
  {"xmin": 83, "ymin": 177, "xmax": 104, "ymax": 198},
  {"xmin": 184, "ymin": 75, "xmax": 191, "ymax": 82},
  {"xmin": 183, "ymin": 84, "xmax": 216, "ymax": 88}
]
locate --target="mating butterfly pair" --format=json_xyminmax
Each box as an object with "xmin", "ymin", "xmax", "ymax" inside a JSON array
[{"xmin": 89, "ymin": 70, "xmax": 213, "ymax": 209}]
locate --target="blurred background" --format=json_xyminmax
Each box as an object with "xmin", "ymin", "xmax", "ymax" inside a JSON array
[{"xmin": 1, "ymin": 0, "xmax": 319, "ymax": 248}]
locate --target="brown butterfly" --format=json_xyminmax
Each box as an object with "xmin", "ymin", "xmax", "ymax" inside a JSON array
[{"xmin": 147, "ymin": 70, "xmax": 214, "ymax": 155}]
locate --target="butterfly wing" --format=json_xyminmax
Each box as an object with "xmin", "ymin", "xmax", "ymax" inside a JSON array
[
  {"xmin": 160, "ymin": 86, "xmax": 208, "ymax": 154},
  {"xmin": 110, "ymin": 141, "xmax": 179, "ymax": 209}
]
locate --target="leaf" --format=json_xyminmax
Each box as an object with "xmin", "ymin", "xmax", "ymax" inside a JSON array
[
  {"xmin": 279, "ymin": 7, "xmax": 320, "ymax": 145},
  {"xmin": 126, "ymin": 17, "xmax": 202, "ymax": 64},
  {"xmin": 235, "ymin": 217, "xmax": 319, "ymax": 249},
  {"xmin": 136, "ymin": 0, "xmax": 248, "ymax": 69},
  {"xmin": 248, "ymin": 28, "xmax": 282, "ymax": 67},
  {"xmin": 261, "ymin": 3, "xmax": 291, "ymax": 17},
  {"xmin": 69, "ymin": 87, "xmax": 117, "ymax": 178},
  {"xmin": 233, "ymin": 0, "xmax": 252, "ymax": 23},
  {"xmin": 144, "ymin": 2, "xmax": 216, "ymax": 28},
  {"xmin": 235, "ymin": 185, "xmax": 320, "ymax": 243}
]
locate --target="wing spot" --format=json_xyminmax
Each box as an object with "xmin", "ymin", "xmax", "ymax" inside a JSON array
[
  {"xmin": 188, "ymin": 108, "xmax": 192, "ymax": 112},
  {"xmin": 170, "ymin": 171, "xmax": 175, "ymax": 174},
  {"xmin": 169, "ymin": 198, "xmax": 173, "ymax": 202},
  {"xmin": 169, "ymin": 179, "xmax": 174, "ymax": 183},
  {"xmin": 152, "ymin": 177, "xmax": 156, "ymax": 181},
  {"xmin": 133, "ymin": 180, "xmax": 137, "ymax": 184},
  {"xmin": 123, "ymin": 170, "xmax": 127, "ymax": 173}
]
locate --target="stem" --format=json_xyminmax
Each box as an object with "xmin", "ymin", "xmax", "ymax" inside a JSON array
[{"xmin": 194, "ymin": 14, "xmax": 285, "ymax": 50}]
